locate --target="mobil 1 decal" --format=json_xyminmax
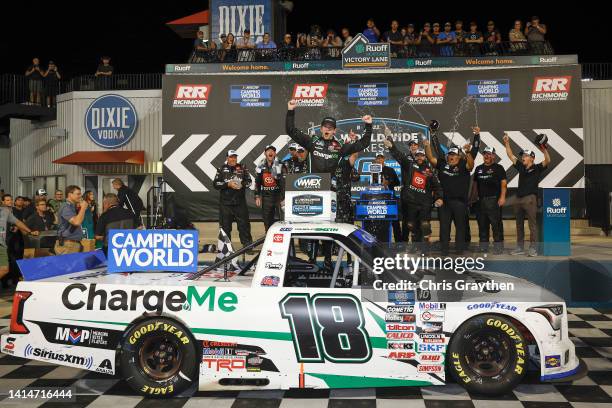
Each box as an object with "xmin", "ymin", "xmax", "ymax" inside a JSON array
[{"xmin": 162, "ymin": 66, "xmax": 583, "ymax": 220}]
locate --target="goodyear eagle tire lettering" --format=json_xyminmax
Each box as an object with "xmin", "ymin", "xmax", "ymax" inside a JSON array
[
  {"xmin": 447, "ymin": 314, "xmax": 527, "ymax": 395},
  {"xmin": 120, "ymin": 318, "xmax": 197, "ymax": 398}
]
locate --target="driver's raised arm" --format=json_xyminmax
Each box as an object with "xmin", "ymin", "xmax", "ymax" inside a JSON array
[
  {"xmin": 286, "ymin": 103, "xmax": 314, "ymax": 151},
  {"xmin": 340, "ymin": 115, "xmax": 373, "ymax": 155}
]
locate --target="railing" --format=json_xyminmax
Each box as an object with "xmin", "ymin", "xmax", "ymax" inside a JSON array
[
  {"xmin": 582, "ymin": 63, "xmax": 612, "ymax": 80},
  {"xmin": 189, "ymin": 41, "xmax": 555, "ymax": 63},
  {"xmin": 0, "ymin": 73, "xmax": 162, "ymax": 106}
]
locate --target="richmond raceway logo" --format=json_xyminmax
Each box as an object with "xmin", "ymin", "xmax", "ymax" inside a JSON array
[
  {"xmin": 409, "ymin": 81, "xmax": 447, "ymax": 105},
  {"xmin": 292, "ymin": 83, "xmax": 328, "ymax": 107},
  {"xmin": 531, "ymin": 76, "xmax": 571, "ymax": 102},
  {"xmin": 173, "ymin": 84, "xmax": 211, "ymax": 108}
]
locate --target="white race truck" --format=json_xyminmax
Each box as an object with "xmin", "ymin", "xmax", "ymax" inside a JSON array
[{"xmin": 1, "ymin": 222, "xmax": 586, "ymax": 397}]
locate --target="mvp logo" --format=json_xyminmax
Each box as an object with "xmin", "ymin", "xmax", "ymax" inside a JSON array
[
  {"xmin": 292, "ymin": 84, "xmax": 327, "ymax": 107},
  {"xmin": 173, "ymin": 84, "xmax": 211, "ymax": 108},
  {"xmin": 409, "ymin": 81, "xmax": 446, "ymax": 105},
  {"xmin": 531, "ymin": 76, "xmax": 571, "ymax": 101}
]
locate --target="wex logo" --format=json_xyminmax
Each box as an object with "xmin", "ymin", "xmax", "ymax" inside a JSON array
[
  {"xmin": 85, "ymin": 94, "xmax": 138, "ymax": 148},
  {"xmin": 546, "ymin": 197, "xmax": 568, "ymax": 217},
  {"xmin": 293, "ymin": 175, "xmax": 322, "ymax": 190},
  {"xmin": 108, "ymin": 230, "xmax": 198, "ymax": 273}
]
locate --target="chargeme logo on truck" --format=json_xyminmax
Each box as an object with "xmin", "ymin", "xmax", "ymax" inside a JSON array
[{"xmin": 61, "ymin": 284, "xmax": 238, "ymax": 313}]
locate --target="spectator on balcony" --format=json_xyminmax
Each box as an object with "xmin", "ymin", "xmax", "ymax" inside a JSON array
[
  {"xmin": 308, "ymin": 24, "xmax": 323, "ymax": 42},
  {"xmin": 484, "ymin": 21, "xmax": 501, "ymax": 55},
  {"xmin": 437, "ymin": 22, "xmax": 456, "ymax": 56},
  {"xmin": 279, "ymin": 33, "xmax": 295, "ymax": 59},
  {"xmin": 322, "ymin": 29, "xmax": 342, "ymax": 58},
  {"xmin": 216, "ymin": 33, "xmax": 227, "ymax": 49},
  {"xmin": 525, "ymin": 16, "xmax": 549, "ymax": 54},
  {"xmin": 509, "ymin": 20, "xmax": 528, "ymax": 53},
  {"xmin": 192, "ymin": 30, "xmax": 216, "ymax": 62},
  {"xmin": 95, "ymin": 56, "xmax": 113, "ymax": 90},
  {"xmin": 341, "ymin": 27, "xmax": 353, "ymax": 45},
  {"xmin": 464, "ymin": 22, "xmax": 484, "ymax": 55},
  {"xmin": 402, "ymin": 24, "xmax": 417, "ymax": 57},
  {"xmin": 236, "ymin": 29, "xmax": 256, "ymax": 62},
  {"xmin": 454, "ymin": 20, "xmax": 466, "ymax": 43},
  {"xmin": 257, "ymin": 32, "xmax": 277, "ymax": 49},
  {"xmin": 363, "ymin": 18, "xmax": 380, "ymax": 43},
  {"xmin": 43, "ymin": 61, "xmax": 61, "ymax": 108},
  {"xmin": 417, "ymin": 23, "xmax": 434, "ymax": 56},
  {"xmin": 221, "ymin": 33, "xmax": 237, "ymax": 61},
  {"xmin": 382, "ymin": 20, "xmax": 403, "ymax": 56},
  {"xmin": 25, "ymin": 58, "xmax": 44, "ymax": 105}
]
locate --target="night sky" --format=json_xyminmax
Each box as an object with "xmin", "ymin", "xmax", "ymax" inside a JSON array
[{"xmin": 0, "ymin": 1, "xmax": 607, "ymax": 78}]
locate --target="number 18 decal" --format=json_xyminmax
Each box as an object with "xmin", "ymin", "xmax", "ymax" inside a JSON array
[{"xmin": 280, "ymin": 293, "xmax": 372, "ymax": 363}]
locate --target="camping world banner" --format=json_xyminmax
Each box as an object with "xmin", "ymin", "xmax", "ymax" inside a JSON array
[{"xmin": 162, "ymin": 65, "xmax": 583, "ymax": 220}]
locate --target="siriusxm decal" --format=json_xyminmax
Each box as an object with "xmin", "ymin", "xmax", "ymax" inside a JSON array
[
  {"xmin": 84, "ymin": 94, "xmax": 138, "ymax": 148},
  {"xmin": 348, "ymin": 83, "xmax": 389, "ymax": 106},
  {"xmin": 293, "ymin": 175, "xmax": 322, "ymax": 190},
  {"xmin": 467, "ymin": 79, "xmax": 510, "ymax": 103},
  {"xmin": 108, "ymin": 229, "xmax": 198, "ymax": 272},
  {"xmin": 230, "ymin": 85, "xmax": 271, "ymax": 107}
]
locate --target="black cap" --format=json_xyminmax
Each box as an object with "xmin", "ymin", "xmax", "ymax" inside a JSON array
[
  {"xmin": 264, "ymin": 144, "xmax": 276, "ymax": 152},
  {"xmin": 321, "ymin": 117, "xmax": 336, "ymax": 128}
]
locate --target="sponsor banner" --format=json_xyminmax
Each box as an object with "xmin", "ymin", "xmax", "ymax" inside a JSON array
[
  {"xmin": 388, "ymin": 291, "xmax": 415, "ymax": 304},
  {"xmin": 420, "ymin": 322, "xmax": 443, "ymax": 333},
  {"xmin": 162, "ymin": 65, "xmax": 583, "ymax": 220},
  {"xmin": 355, "ymin": 199, "xmax": 399, "ymax": 221},
  {"xmin": 421, "ymin": 310, "xmax": 445, "ymax": 322},
  {"xmin": 210, "ymin": 0, "xmax": 272, "ymax": 44},
  {"xmin": 85, "ymin": 94, "xmax": 138, "ymax": 148},
  {"xmin": 387, "ymin": 351, "xmax": 416, "ymax": 360},
  {"xmin": 348, "ymin": 83, "xmax": 389, "ymax": 106},
  {"xmin": 419, "ymin": 302, "xmax": 446, "ymax": 310},
  {"xmin": 342, "ymin": 34, "xmax": 391, "ymax": 69},
  {"xmin": 467, "ymin": 79, "xmax": 510, "ymax": 103},
  {"xmin": 418, "ymin": 353, "xmax": 444, "ymax": 363},
  {"xmin": 173, "ymin": 84, "xmax": 211, "ymax": 108},
  {"xmin": 107, "ymin": 230, "xmax": 198, "ymax": 273},
  {"xmin": 419, "ymin": 333, "xmax": 446, "ymax": 343},
  {"xmin": 386, "ymin": 332, "xmax": 416, "ymax": 340},
  {"xmin": 417, "ymin": 343, "xmax": 446, "ymax": 353},
  {"xmin": 387, "ymin": 341, "xmax": 414, "ymax": 350},
  {"xmin": 292, "ymin": 194, "xmax": 324, "ymax": 216},
  {"xmin": 24, "ymin": 344, "xmax": 94, "ymax": 369},
  {"xmin": 230, "ymin": 85, "xmax": 271, "ymax": 107},
  {"xmin": 545, "ymin": 354, "xmax": 562, "ymax": 368},
  {"xmin": 466, "ymin": 302, "xmax": 518, "ymax": 312},
  {"xmin": 260, "ymin": 275, "xmax": 280, "ymax": 286},
  {"xmin": 385, "ymin": 314, "xmax": 416, "ymax": 323},
  {"xmin": 531, "ymin": 76, "xmax": 572, "ymax": 101},
  {"xmin": 166, "ymin": 55, "xmax": 579, "ymax": 74},
  {"xmin": 417, "ymin": 364, "xmax": 444, "ymax": 373},
  {"xmin": 286, "ymin": 174, "xmax": 332, "ymax": 191},
  {"xmin": 543, "ymin": 188, "xmax": 571, "ymax": 255}
]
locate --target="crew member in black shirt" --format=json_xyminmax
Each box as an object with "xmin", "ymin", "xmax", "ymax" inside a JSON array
[
  {"xmin": 503, "ymin": 133, "xmax": 550, "ymax": 256},
  {"xmin": 25, "ymin": 199, "xmax": 55, "ymax": 232},
  {"xmin": 373, "ymin": 152, "xmax": 402, "ymax": 242},
  {"xmin": 472, "ymin": 146, "xmax": 507, "ymax": 253},
  {"xmin": 425, "ymin": 135, "xmax": 476, "ymax": 255},
  {"xmin": 95, "ymin": 193, "xmax": 135, "ymax": 254}
]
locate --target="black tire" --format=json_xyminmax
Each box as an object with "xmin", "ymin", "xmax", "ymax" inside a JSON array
[
  {"xmin": 120, "ymin": 318, "xmax": 198, "ymax": 398},
  {"xmin": 447, "ymin": 314, "xmax": 527, "ymax": 395}
]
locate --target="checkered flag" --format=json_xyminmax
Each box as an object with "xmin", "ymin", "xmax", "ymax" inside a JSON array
[{"xmin": 215, "ymin": 228, "xmax": 239, "ymax": 271}]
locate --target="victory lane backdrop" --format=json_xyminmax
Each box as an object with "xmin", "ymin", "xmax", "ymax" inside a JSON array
[{"xmin": 162, "ymin": 65, "xmax": 583, "ymax": 220}]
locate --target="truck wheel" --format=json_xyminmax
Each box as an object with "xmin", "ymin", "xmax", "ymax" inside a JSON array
[
  {"xmin": 120, "ymin": 318, "xmax": 198, "ymax": 398},
  {"xmin": 447, "ymin": 314, "xmax": 527, "ymax": 395}
]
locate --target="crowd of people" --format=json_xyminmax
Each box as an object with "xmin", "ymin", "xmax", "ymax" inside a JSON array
[
  {"xmin": 191, "ymin": 16, "xmax": 551, "ymax": 62},
  {"xmin": 24, "ymin": 56, "xmax": 114, "ymax": 106},
  {"xmin": 213, "ymin": 100, "xmax": 552, "ymax": 269},
  {"xmin": 0, "ymin": 179, "xmax": 143, "ymax": 286}
]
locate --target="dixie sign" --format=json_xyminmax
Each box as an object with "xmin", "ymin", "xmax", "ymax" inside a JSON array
[
  {"xmin": 108, "ymin": 230, "xmax": 198, "ymax": 273},
  {"xmin": 210, "ymin": 0, "xmax": 272, "ymax": 43},
  {"xmin": 85, "ymin": 94, "xmax": 138, "ymax": 148}
]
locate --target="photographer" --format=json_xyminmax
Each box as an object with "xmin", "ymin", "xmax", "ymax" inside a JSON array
[
  {"xmin": 43, "ymin": 61, "xmax": 61, "ymax": 108},
  {"xmin": 25, "ymin": 57, "xmax": 43, "ymax": 105},
  {"xmin": 55, "ymin": 185, "xmax": 89, "ymax": 255}
]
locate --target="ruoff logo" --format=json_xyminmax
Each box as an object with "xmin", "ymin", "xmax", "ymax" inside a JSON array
[
  {"xmin": 531, "ymin": 76, "xmax": 571, "ymax": 102},
  {"xmin": 546, "ymin": 197, "xmax": 568, "ymax": 215},
  {"xmin": 173, "ymin": 84, "xmax": 211, "ymax": 108},
  {"xmin": 292, "ymin": 84, "xmax": 328, "ymax": 107},
  {"xmin": 409, "ymin": 81, "xmax": 446, "ymax": 105}
]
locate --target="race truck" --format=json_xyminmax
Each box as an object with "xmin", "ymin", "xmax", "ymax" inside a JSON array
[{"xmin": 0, "ymin": 222, "xmax": 586, "ymax": 398}]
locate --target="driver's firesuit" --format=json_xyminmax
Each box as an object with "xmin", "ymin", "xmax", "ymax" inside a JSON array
[
  {"xmin": 389, "ymin": 141, "xmax": 442, "ymax": 253},
  {"xmin": 334, "ymin": 156, "xmax": 360, "ymax": 224},
  {"xmin": 285, "ymin": 110, "xmax": 373, "ymax": 174}
]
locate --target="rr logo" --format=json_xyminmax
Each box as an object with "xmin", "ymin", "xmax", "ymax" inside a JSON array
[{"xmin": 410, "ymin": 81, "xmax": 447, "ymax": 96}]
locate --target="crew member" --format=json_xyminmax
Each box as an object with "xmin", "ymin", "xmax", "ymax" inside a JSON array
[
  {"xmin": 94, "ymin": 193, "xmax": 134, "ymax": 254},
  {"xmin": 283, "ymin": 143, "xmax": 309, "ymax": 174},
  {"xmin": 334, "ymin": 152, "xmax": 359, "ymax": 224},
  {"xmin": 472, "ymin": 146, "xmax": 507, "ymax": 254},
  {"xmin": 373, "ymin": 152, "xmax": 402, "ymax": 242},
  {"xmin": 425, "ymin": 132, "xmax": 476, "ymax": 255},
  {"xmin": 213, "ymin": 150, "xmax": 253, "ymax": 247},
  {"xmin": 503, "ymin": 133, "xmax": 550, "ymax": 256},
  {"xmin": 112, "ymin": 178, "xmax": 143, "ymax": 226},
  {"xmin": 386, "ymin": 139, "xmax": 442, "ymax": 254},
  {"xmin": 55, "ymin": 185, "xmax": 89, "ymax": 255},
  {"xmin": 286, "ymin": 99, "xmax": 373, "ymax": 174},
  {"xmin": 255, "ymin": 145, "xmax": 286, "ymax": 231}
]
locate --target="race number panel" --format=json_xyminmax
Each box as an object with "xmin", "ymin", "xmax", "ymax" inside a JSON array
[{"xmin": 280, "ymin": 294, "xmax": 372, "ymax": 363}]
